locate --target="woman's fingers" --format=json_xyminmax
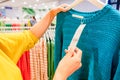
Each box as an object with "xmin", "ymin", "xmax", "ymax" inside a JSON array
[
  {"xmin": 75, "ymin": 47, "xmax": 82, "ymax": 58},
  {"xmin": 65, "ymin": 47, "xmax": 75, "ymax": 57},
  {"xmin": 65, "ymin": 49, "xmax": 68, "ymax": 54},
  {"xmin": 59, "ymin": 4, "xmax": 70, "ymax": 12}
]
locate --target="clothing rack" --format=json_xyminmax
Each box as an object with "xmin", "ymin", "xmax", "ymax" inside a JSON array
[
  {"xmin": 0, "ymin": 27, "xmax": 31, "ymax": 32},
  {"xmin": 0, "ymin": 26, "xmax": 55, "ymax": 33},
  {"xmin": 0, "ymin": 27, "xmax": 31, "ymax": 29},
  {"xmin": 108, "ymin": 0, "xmax": 120, "ymax": 10}
]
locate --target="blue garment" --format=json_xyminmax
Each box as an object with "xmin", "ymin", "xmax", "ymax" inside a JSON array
[{"xmin": 54, "ymin": 4, "xmax": 120, "ymax": 80}]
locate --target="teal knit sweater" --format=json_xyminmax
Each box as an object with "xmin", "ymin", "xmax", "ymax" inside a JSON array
[{"xmin": 54, "ymin": 4, "xmax": 120, "ymax": 80}]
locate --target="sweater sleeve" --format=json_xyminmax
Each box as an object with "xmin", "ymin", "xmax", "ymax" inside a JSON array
[
  {"xmin": 0, "ymin": 30, "xmax": 38, "ymax": 63},
  {"xmin": 112, "ymin": 16, "xmax": 120, "ymax": 80},
  {"xmin": 113, "ymin": 49, "xmax": 120, "ymax": 80},
  {"xmin": 54, "ymin": 12, "xmax": 65, "ymax": 70}
]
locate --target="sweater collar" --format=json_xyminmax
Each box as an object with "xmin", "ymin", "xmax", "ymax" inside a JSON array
[{"xmin": 68, "ymin": 4, "xmax": 112, "ymax": 24}]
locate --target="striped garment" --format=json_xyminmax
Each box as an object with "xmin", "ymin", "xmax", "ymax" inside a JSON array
[{"xmin": 30, "ymin": 38, "xmax": 48, "ymax": 80}]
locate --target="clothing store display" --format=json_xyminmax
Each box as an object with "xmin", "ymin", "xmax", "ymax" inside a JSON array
[
  {"xmin": 54, "ymin": 4, "xmax": 120, "ymax": 80},
  {"xmin": 17, "ymin": 51, "xmax": 30, "ymax": 80},
  {"xmin": 0, "ymin": 30, "xmax": 38, "ymax": 80},
  {"xmin": 0, "ymin": 25, "xmax": 55, "ymax": 80},
  {"xmin": 30, "ymin": 37, "xmax": 54, "ymax": 80},
  {"xmin": 0, "ymin": 6, "xmax": 55, "ymax": 80}
]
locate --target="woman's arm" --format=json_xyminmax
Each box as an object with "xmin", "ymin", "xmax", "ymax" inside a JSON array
[
  {"xmin": 53, "ymin": 47, "xmax": 82, "ymax": 80},
  {"xmin": 30, "ymin": 4, "xmax": 68, "ymax": 38},
  {"xmin": 30, "ymin": 4, "xmax": 83, "ymax": 80},
  {"xmin": 0, "ymin": 4, "xmax": 69, "ymax": 63}
]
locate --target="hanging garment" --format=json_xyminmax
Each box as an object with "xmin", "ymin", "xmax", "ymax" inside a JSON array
[
  {"xmin": 50, "ymin": 40, "xmax": 55, "ymax": 80},
  {"xmin": 30, "ymin": 38, "xmax": 48, "ymax": 80},
  {"xmin": 40, "ymin": 39, "xmax": 44, "ymax": 80},
  {"xmin": 43, "ymin": 38, "xmax": 48, "ymax": 80},
  {"xmin": 47, "ymin": 39, "xmax": 51, "ymax": 80},
  {"xmin": 30, "ymin": 41, "xmax": 41, "ymax": 80},
  {"xmin": 40, "ymin": 38, "xmax": 48, "ymax": 80},
  {"xmin": 47, "ymin": 38, "xmax": 55, "ymax": 80},
  {"xmin": 17, "ymin": 51, "xmax": 30, "ymax": 80},
  {"xmin": 112, "ymin": 49, "xmax": 120, "ymax": 80},
  {"xmin": 54, "ymin": 4, "xmax": 120, "ymax": 80}
]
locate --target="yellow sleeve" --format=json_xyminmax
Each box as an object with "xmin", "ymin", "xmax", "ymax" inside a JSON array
[{"xmin": 0, "ymin": 30, "xmax": 38, "ymax": 64}]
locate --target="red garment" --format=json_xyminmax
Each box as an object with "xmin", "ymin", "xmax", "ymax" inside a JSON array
[{"xmin": 17, "ymin": 51, "xmax": 30, "ymax": 80}]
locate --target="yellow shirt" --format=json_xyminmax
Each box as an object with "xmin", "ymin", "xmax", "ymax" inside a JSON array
[{"xmin": 0, "ymin": 30, "xmax": 38, "ymax": 80}]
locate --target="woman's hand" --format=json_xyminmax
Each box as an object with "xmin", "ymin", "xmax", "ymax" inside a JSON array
[
  {"xmin": 53, "ymin": 47, "xmax": 82, "ymax": 80},
  {"xmin": 50, "ymin": 4, "xmax": 69, "ymax": 16},
  {"xmin": 30, "ymin": 4, "xmax": 69, "ymax": 38}
]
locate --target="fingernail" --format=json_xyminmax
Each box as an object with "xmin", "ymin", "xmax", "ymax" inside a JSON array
[
  {"xmin": 65, "ymin": 49, "xmax": 68, "ymax": 50},
  {"xmin": 64, "ymin": 49, "xmax": 68, "ymax": 52}
]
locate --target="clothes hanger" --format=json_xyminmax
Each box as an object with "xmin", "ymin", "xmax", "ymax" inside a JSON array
[
  {"xmin": 67, "ymin": 0, "xmax": 106, "ymax": 19},
  {"xmin": 87, "ymin": 0, "xmax": 105, "ymax": 9},
  {"xmin": 67, "ymin": 0, "xmax": 105, "ymax": 10}
]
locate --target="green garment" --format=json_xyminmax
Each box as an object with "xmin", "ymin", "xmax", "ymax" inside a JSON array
[
  {"xmin": 50, "ymin": 40, "xmax": 55, "ymax": 80},
  {"xmin": 47, "ymin": 38, "xmax": 55, "ymax": 80},
  {"xmin": 47, "ymin": 39, "xmax": 51, "ymax": 80}
]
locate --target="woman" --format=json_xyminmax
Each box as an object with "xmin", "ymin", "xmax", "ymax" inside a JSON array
[
  {"xmin": 30, "ymin": 16, "xmax": 37, "ymax": 26},
  {"xmin": 0, "ymin": 4, "xmax": 82, "ymax": 80}
]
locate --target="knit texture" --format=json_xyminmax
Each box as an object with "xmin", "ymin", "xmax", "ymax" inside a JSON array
[{"xmin": 54, "ymin": 4, "xmax": 120, "ymax": 80}]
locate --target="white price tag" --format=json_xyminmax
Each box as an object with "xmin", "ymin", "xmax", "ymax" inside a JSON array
[{"xmin": 69, "ymin": 24, "xmax": 86, "ymax": 47}]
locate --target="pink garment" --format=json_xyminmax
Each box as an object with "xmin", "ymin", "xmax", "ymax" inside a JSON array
[
  {"xmin": 43, "ymin": 38, "xmax": 48, "ymax": 80},
  {"xmin": 30, "ymin": 42, "xmax": 40, "ymax": 80},
  {"xmin": 30, "ymin": 38, "xmax": 48, "ymax": 80}
]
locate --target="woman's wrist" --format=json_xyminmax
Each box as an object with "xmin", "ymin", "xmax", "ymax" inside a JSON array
[
  {"xmin": 49, "ymin": 9, "xmax": 57, "ymax": 17},
  {"xmin": 53, "ymin": 72, "xmax": 67, "ymax": 80}
]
